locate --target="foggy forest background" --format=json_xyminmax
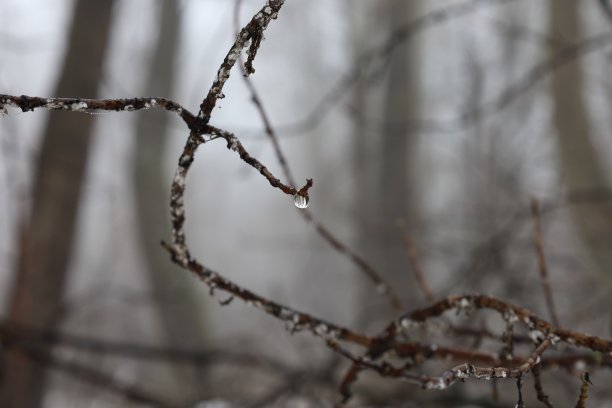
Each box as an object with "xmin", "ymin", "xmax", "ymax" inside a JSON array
[{"xmin": 1, "ymin": 0, "xmax": 612, "ymax": 407}]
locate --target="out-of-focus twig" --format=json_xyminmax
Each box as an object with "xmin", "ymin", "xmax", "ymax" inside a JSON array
[
  {"xmin": 273, "ymin": 0, "xmax": 522, "ymax": 137},
  {"xmin": 600, "ymin": 0, "xmax": 612, "ymax": 23},
  {"xmin": 231, "ymin": 0, "xmax": 402, "ymax": 311},
  {"xmin": 329, "ymin": 334, "xmax": 554, "ymax": 391},
  {"xmin": 4, "ymin": 1, "xmax": 612, "ymax": 406},
  {"xmin": 515, "ymin": 375, "xmax": 525, "ymax": 408},
  {"xmin": 270, "ymin": 3, "xmax": 612, "ymax": 138},
  {"xmin": 403, "ymin": 235, "xmax": 434, "ymax": 302},
  {"xmin": 6, "ymin": 342, "xmax": 171, "ymax": 407},
  {"xmin": 530, "ymin": 198, "xmax": 560, "ymax": 327},
  {"xmin": 532, "ymin": 363, "xmax": 555, "ymax": 408}
]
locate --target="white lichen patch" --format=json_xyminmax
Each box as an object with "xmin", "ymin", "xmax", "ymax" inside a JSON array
[
  {"xmin": 314, "ymin": 323, "xmax": 329, "ymax": 336},
  {"xmin": 226, "ymin": 136, "xmax": 239, "ymax": 152},
  {"xmin": 528, "ymin": 330, "xmax": 545, "ymax": 343},
  {"xmin": 400, "ymin": 317, "xmax": 416, "ymax": 330},
  {"xmin": 70, "ymin": 101, "xmax": 88, "ymax": 111},
  {"xmin": 425, "ymin": 378, "xmax": 446, "ymax": 390},
  {"xmin": 503, "ymin": 309, "xmax": 519, "ymax": 324},
  {"xmin": 179, "ymin": 154, "xmax": 191, "ymax": 166},
  {"xmin": 171, "ymin": 207, "xmax": 184, "ymax": 217},
  {"xmin": 459, "ymin": 298, "xmax": 471, "ymax": 309},
  {"xmin": 522, "ymin": 315, "xmax": 536, "ymax": 329},
  {"xmin": 491, "ymin": 367, "xmax": 507, "ymax": 378},
  {"xmin": 173, "ymin": 172, "xmax": 187, "ymax": 188}
]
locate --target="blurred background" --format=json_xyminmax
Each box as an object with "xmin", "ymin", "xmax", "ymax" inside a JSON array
[{"xmin": 1, "ymin": 0, "xmax": 612, "ymax": 406}]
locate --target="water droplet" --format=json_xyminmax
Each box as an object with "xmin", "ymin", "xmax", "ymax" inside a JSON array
[{"xmin": 293, "ymin": 194, "xmax": 309, "ymax": 209}]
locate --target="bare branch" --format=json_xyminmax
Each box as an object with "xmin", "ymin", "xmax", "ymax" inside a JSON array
[{"xmin": 198, "ymin": 0, "xmax": 286, "ymax": 122}]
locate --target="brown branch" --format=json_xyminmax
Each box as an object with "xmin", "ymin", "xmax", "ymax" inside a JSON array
[
  {"xmin": 198, "ymin": 0, "xmax": 285, "ymax": 122},
  {"xmin": 13, "ymin": 320, "xmax": 606, "ymax": 398},
  {"xmin": 329, "ymin": 335, "xmax": 554, "ymax": 391},
  {"xmin": 162, "ymin": 242, "xmax": 372, "ymax": 347},
  {"xmin": 396, "ymin": 295, "xmax": 612, "ymax": 353},
  {"xmin": 166, "ymin": 1, "xmax": 313, "ymax": 272},
  {"xmin": 0, "ymin": 94, "xmax": 200, "ymax": 129},
  {"xmin": 336, "ymin": 291, "xmax": 611, "ymax": 402},
  {"xmin": 530, "ymin": 197, "xmax": 560, "ymax": 326}
]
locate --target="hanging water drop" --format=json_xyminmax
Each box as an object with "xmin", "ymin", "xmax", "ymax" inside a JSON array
[{"xmin": 293, "ymin": 193, "xmax": 309, "ymax": 209}]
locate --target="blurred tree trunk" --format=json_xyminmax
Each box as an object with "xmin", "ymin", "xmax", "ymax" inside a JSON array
[
  {"xmin": 350, "ymin": 0, "xmax": 422, "ymax": 317},
  {"xmin": 550, "ymin": 0, "xmax": 612, "ymax": 285},
  {"xmin": 349, "ymin": 1, "xmax": 381, "ymax": 324},
  {"xmin": 457, "ymin": 9, "xmax": 527, "ymax": 296},
  {"xmin": 378, "ymin": 0, "xmax": 422, "ymax": 302},
  {"xmin": 132, "ymin": 1, "xmax": 209, "ymax": 402},
  {"xmin": 0, "ymin": 2, "xmax": 115, "ymax": 407}
]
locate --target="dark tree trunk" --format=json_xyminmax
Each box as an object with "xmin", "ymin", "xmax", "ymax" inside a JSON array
[
  {"xmin": 0, "ymin": 2, "xmax": 115, "ymax": 406},
  {"xmin": 550, "ymin": 0, "xmax": 612, "ymax": 286}
]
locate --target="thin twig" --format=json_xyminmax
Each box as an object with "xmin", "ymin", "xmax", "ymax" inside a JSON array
[
  {"xmin": 3, "ymin": 1, "xmax": 612, "ymax": 405},
  {"xmin": 270, "ymin": 2, "xmax": 612, "ymax": 138},
  {"xmin": 532, "ymin": 363, "xmax": 555, "ymax": 408},
  {"xmin": 231, "ymin": 0, "xmax": 402, "ymax": 311},
  {"xmin": 531, "ymin": 197, "xmax": 560, "ymax": 327},
  {"xmin": 328, "ymin": 335, "xmax": 553, "ymax": 390},
  {"xmin": 274, "ymin": 0, "xmax": 521, "ymax": 137},
  {"xmin": 600, "ymin": 0, "xmax": 612, "ymax": 23},
  {"xmin": 516, "ymin": 375, "xmax": 525, "ymax": 408},
  {"xmin": 10, "ymin": 343, "xmax": 171, "ymax": 407},
  {"xmin": 403, "ymin": 235, "xmax": 434, "ymax": 302}
]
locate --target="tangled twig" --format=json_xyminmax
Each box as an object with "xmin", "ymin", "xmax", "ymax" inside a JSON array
[{"xmin": 2, "ymin": 0, "xmax": 612, "ymax": 406}]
